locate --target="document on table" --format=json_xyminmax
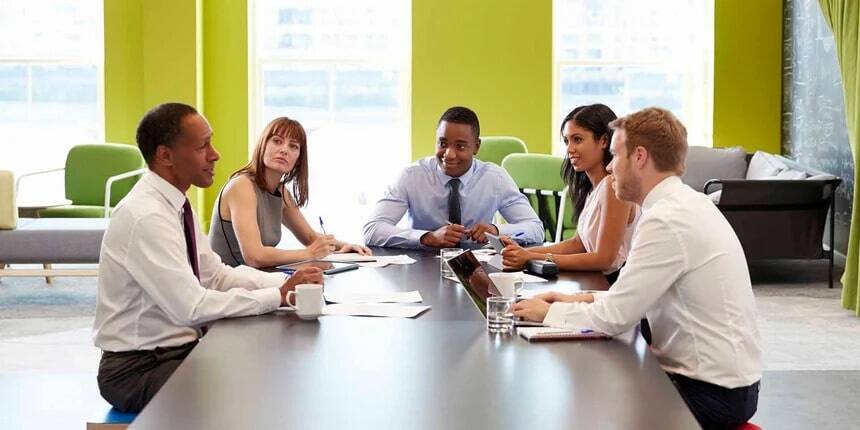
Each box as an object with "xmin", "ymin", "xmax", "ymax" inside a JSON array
[
  {"xmin": 323, "ymin": 303, "xmax": 431, "ymax": 318},
  {"xmin": 321, "ymin": 253, "xmax": 378, "ymax": 262},
  {"xmin": 324, "ymin": 290, "xmax": 423, "ymax": 304},
  {"xmin": 357, "ymin": 255, "xmax": 417, "ymax": 268}
]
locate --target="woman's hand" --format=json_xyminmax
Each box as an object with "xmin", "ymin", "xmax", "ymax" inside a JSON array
[
  {"xmin": 500, "ymin": 236, "xmax": 537, "ymax": 270},
  {"xmin": 335, "ymin": 242, "xmax": 373, "ymax": 256},
  {"xmin": 306, "ymin": 234, "xmax": 337, "ymax": 259}
]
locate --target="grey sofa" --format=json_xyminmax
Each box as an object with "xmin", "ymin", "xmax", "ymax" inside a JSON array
[
  {"xmin": 0, "ymin": 170, "xmax": 107, "ymax": 281},
  {"xmin": 682, "ymin": 147, "xmax": 842, "ymax": 287}
]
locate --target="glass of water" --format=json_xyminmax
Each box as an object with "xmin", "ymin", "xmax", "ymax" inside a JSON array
[
  {"xmin": 440, "ymin": 248, "xmax": 462, "ymax": 278},
  {"xmin": 487, "ymin": 296, "xmax": 515, "ymax": 333}
]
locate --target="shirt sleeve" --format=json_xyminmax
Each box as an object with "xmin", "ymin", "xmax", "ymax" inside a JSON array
[
  {"xmin": 543, "ymin": 216, "xmax": 687, "ymax": 335},
  {"xmin": 124, "ymin": 212, "xmax": 282, "ymax": 328},
  {"xmin": 495, "ymin": 171, "xmax": 545, "ymax": 244},
  {"xmin": 362, "ymin": 169, "xmax": 429, "ymax": 248}
]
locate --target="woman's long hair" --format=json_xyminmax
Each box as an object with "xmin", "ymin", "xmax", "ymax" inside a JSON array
[
  {"xmin": 231, "ymin": 117, "xmax": 309, "ymax": 207},
  {"xmin": 560, "ymin": 104, "xmax": 617, "ymax": 221}
]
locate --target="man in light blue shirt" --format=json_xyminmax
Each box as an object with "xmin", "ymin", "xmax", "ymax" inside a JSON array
[{"xmin": 363, "ymin": 106, "xmax": 543, "ymax": 249}]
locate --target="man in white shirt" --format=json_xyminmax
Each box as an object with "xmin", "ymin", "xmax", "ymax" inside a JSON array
[
  {"xmin": 93, "ymin": 102, "xmax": 323, "ymax": 413},
  {"xmin": 514, "ymin": 107, "xmax": 761, "ymax": 430}
]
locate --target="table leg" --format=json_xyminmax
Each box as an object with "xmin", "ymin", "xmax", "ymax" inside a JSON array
[{"xmin": 44, "ymin": 264, "xmax": 53, "ymax": 284}]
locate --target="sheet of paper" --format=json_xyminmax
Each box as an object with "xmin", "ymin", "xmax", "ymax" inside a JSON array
[
  {"xmin": 506, "ymin": 271, "xmax": 548, "ymax": 283},
  {"xmin": 321, "ymin": 253, "xmax": 378, "ymax": 262},
  {"xmin": 323, "ymin": 303, "xmax": 430, "ymax": 318},
  {"xmin": 357, "ymin": 254, "xmax": 417, "ymax": 268},
  {"xmin": 324, "ymin": 290, "xmax": 422, "ymax": 304}
]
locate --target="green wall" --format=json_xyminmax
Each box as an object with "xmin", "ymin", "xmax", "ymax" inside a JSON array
[
  {"xmin": 105, "ymin": 0, "xmax": 785, "ymax": 225},
  {"xmin": 201, "ymin": 0, "xmax": 250, "ymax": 225},
  {"xmin": 103, "ymin": 0, "xmax": 143, "ymax": 146},
  {"xmin": 713, "ymin": 0, "xmax": 783, "ymax": 153},
  {"xmin": 411, "ymin": 0, "xmax": 553, "ymax": 159}
]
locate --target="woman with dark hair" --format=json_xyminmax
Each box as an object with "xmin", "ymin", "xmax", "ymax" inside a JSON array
[
  {"xmin": 501, "ymin": 104, "xmax": 639, "ymax": 283},
  {"xmin": 209, "ymin": 117, "xmax": 370, "ymax": 268}
]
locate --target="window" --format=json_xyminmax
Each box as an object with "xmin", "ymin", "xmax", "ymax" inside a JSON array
[
  {"xmin": 0, "ymin": 0, "xmax": 104, "ymax": 201},
  {"xmin": 252, "ymin": 0, "xmax": 410, "ymax": 244},
  {"xmin": 553, "ymin": 0, "xmax": 713, "ymax": 148}
]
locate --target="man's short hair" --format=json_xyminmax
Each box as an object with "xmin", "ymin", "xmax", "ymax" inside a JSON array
[
  {"xmin": 136, "ymin": 102, "xmax": 199, "ymax": 165},
  {"xmin": 438, "ymin": 106, "xmax": 480, "ymax": 140},
  {"xmin": 609, "ymin": 107, "xmax": 687, "ymax": 174}
]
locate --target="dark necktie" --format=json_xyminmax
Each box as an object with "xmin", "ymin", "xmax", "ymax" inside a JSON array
[
  {"xmin": 448, "ymin": 178, "xmax": 461, "ymax": 225},
  {"xmin": 182, "ymin": 199, "xmax": 200, "ymax": 280}
]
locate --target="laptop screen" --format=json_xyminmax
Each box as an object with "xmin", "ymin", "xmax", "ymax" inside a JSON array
[{"xmin": 446, "ymin": 250, "xmax": 501, "ymax": 316}]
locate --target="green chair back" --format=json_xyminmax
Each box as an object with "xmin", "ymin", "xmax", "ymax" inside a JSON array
[
  {"xmin": 501, "ymin": 153, "xmax": 576, "ymax": 241},
  {"xmin": 39, "ymin": 144, "xmax": 145, "ymax": 218},
  {"xmin": 476, "ymin": 136, "xmax": 527, "ymax": 166}
]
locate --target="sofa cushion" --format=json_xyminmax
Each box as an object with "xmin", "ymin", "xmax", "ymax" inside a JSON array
[
  {"xmin": 808, "ymin": 173, "xmax": 837, "ymax": 181},
  {"xmin": 681, "ymin": 146, "xmax": 747, "ymax": 192},
  {"xmin": 775, "ymin": 169, "xmax": 808, "ymax": 180},
  {"xmin": 746, "ymin": 151, "xmax": 787, "ymax": 179}
]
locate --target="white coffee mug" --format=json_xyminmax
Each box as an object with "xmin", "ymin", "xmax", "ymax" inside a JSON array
[
  {"xmin": 489, "ymin": 272, "xmax": 523, "ymax": 298},
  {"xmin": 286, "ymin": 284, "xmax": 324, "ymax": 320}
]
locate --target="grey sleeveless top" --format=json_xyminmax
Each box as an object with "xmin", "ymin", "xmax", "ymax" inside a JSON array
[{"xmin": 208, "ymin": 176, "xmax": 284, "ymax": 267}]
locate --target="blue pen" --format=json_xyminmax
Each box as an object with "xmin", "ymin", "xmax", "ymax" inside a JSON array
[
  {"xmin": 318, "ymin": 216, "xmax": 327, "ymax": 235},
  {"xmin": 280, "ymin": 267, "xmax": 296, "ymax": 274},
  {"xmin": 512, "ymin": 232, "xmax": 525, "ymax": 238}
]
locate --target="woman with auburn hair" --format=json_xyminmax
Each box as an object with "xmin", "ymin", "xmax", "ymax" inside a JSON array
[
  {"xmin": 501, "ymin": 104, "xmax": 639, "ymax": 284},
  {"xmin": 209, "ymin": 117, "xmax": 370, "ymax": 268}
]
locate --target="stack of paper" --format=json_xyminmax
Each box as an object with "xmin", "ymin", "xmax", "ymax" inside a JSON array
[
  {"xmin": 324, "ymin": 290, "xmax": 422, "ymax": 304},
  {"xmin": 321, "ymin": 289, "xmax": 429, "ymax": 318},
  {"xmin": 323, "ymin": 303, "xmax": 430, "ymax": 318},
  {"xmin": 357, "ymin": 255, "xmax": 417, "ymax": 268}
]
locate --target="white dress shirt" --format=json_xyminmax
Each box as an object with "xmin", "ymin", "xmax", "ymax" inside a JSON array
[
  {"xmin": 363, "ymin": 157, "xmax": 544, "ymax": 248},
  {"xmin": 544, "ymin": 176, "xmax": 761, "ymax": 388},
  {"xmin": 93, "ymin": 172, "xmax": 285, "ymax": 352}
]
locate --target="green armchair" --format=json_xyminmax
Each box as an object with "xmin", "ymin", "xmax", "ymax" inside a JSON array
[
  {"xmin": 501, "ymin": 153, "xmax": 575, "ymax": 242},
  {"xmin": 16, "ymin": 143, "xmax": 147, "ymax": 218},
  {"xmin": 476, "ymin": 136, "xmax": 527, "ymax": 166}
]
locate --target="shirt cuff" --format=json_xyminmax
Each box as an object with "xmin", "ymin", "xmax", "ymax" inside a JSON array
[
  {"xmin": 257, "ymin": 287, "xmax": 283, "ymax": 313},
  {"xmin": 592, "ymin": 291, "xmax": 608, "ymax": 302},
  {"xmin": 260, "ymin": 271, "xmax": 287, "ymax": 290},
  {"xmin": 543, "ymin": 302, "xmax": 572, "ymax": 328},
  {"xmin": 402, "ymin": 229, "xmax": 430, "ymax": 247}
]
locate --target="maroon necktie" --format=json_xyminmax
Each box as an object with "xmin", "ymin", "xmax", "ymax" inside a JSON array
[{"xmin": 182, "ymin": 199, "xmax": 200, "ymax": 280}]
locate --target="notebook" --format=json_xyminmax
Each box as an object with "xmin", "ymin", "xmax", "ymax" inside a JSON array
[{"xmin": 518, "ymin": 327, "xmax": 612, "ymax": 342}]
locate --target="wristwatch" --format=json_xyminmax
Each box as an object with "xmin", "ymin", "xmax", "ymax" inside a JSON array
[{"xmin": 545, "ymin": 253, "xmax": 554, "ymax": 263}]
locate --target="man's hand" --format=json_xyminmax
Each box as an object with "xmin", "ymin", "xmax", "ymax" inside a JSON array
[
  {"xmin": 466, "ymin": 223, "xmax": 498, "ymax": 243},
  {"xmin": 280, "ymin": 267, "xmax": 324, "ymax": 306},
  {"xmin": 512, "ymin": 298, "xmax": 551, "ymax": 322},
  {"xmin": 532, "ymin": 291, "xmax": 594, "ymax": 304},
  {"xmin": 420, "ymin": 224, "xmax": 465, "ymax": 248}
]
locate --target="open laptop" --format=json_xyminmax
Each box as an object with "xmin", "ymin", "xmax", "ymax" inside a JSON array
[
  {"xmin": 446, "ymin": 250, "xmax": 543, "ymax": 327},
  {"xmin": 446, "ymin": 250, "xmax": 500, "ymax": 316}
]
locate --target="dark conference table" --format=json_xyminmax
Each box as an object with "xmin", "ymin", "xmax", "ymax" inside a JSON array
[{"xmin": 129, "ymin": 248, "xmax": 699, "ymax": 429}]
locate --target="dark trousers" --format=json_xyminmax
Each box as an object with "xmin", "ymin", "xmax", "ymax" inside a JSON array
[
  {"xmin": 98, "ymin": 340, "xmax": 198, "ymax": 413},
  {"xmin": 668, "ymin": 373, "xmax": 760, "ymax": 430}
]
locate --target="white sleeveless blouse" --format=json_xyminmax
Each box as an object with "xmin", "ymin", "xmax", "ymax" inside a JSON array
[{"xmin": 575, "ymin": 177, "xmax": 640, "ymax": 274}]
